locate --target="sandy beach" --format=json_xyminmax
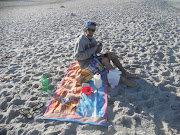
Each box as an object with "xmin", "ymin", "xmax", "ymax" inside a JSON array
[{"xmin": 0, "ymin": 0, "xmax": 180, "ymax": 134}]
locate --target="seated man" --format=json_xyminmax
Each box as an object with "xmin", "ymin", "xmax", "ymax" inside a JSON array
[{"xmin": 74, "ymin": 21, "xmax": 138, "ymax": 87}]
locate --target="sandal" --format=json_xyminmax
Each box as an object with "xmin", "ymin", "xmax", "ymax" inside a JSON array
[
  {"xmin": 19, "ymin": 108, "xmax": 33, "ymax": 119},
  {"xmin": 32, "ymin": 102, "xmax": 44, "ymax": 111}
]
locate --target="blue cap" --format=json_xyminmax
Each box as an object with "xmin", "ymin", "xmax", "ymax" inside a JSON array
[{"xmin": 85, "ymin": 21, "xmax": 96, "ymax": 28}]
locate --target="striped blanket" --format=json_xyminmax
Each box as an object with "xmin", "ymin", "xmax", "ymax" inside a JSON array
[{"xmin": 42, "ymin": 61, "xmax": 108, "ymax": 127}]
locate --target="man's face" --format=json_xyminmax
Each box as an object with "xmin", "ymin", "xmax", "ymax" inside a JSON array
[{"xmin": 85, "ymin": 25, "xmax": 96, "ymax": 39}]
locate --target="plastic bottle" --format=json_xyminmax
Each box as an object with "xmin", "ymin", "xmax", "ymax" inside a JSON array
[
  {"xmin": 41, "ymin": 74, "xmax": 50, "ymax": 91},
  {"xmin": 94, "ymin": 73, "xmax": 102, "ymax": 89}
]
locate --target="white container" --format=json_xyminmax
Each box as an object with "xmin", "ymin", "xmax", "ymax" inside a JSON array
[
  {"xmin": 82, "ymin": 83, "xmax": 90, "ymax": 87},
  {"xmin": 94, "ymin": 73, "xmax": 102, "ymax": 89},
  {"xmin": 107, "ymin": 69, "xmax": 122, "ymax": 88}
]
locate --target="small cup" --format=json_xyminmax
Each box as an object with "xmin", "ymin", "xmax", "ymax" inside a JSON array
[{"xmin": 81, "ymin": 86, "xmax": 93, "ymax": 95}]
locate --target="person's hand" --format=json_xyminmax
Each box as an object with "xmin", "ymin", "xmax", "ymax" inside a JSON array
[{"xmin": 93, "ymin": 46, "xmax": 98, "ymax": 52}]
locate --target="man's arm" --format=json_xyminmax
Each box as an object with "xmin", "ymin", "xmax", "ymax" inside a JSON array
[{"xmin": 74, "ymin": 40, "xmax": 97, "ymax": 60}]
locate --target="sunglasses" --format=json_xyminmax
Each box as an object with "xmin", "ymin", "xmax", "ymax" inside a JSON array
[{"xmin": 86, "ymin": 28, "xmax": 96, "ymax": 32}]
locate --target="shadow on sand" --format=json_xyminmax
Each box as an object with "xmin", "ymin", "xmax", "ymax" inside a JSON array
[{"xmin": 104, "ymin": 77, "xmax": 180, "ymax": 134}]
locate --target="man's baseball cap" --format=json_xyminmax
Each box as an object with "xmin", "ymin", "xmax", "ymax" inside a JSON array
[{"xmin": 85, "ymin": 21, "xmax": 96, "ymax": 27}]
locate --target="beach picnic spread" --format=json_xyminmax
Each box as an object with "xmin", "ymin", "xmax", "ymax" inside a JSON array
[{"xmin": 42, "ymin": 61, "xmax": 108, "ymax": 127}]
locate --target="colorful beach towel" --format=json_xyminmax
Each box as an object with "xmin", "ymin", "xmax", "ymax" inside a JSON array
[{"xmin": 42, "ymin": 61, "xmax": 108, "ymax": 127}]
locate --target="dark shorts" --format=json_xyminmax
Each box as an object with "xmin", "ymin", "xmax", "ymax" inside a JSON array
[{"xmin": 97, "ymin": 53, "xmax": 110, "ymax": 63}]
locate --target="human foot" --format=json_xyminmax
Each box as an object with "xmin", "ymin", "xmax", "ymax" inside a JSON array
[{"xmin": 120, "ymin": 76, "xmax": 136, "ymax": 87}]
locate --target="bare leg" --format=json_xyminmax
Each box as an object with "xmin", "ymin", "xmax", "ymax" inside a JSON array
[
  {"xmin": 120, "ymin": 76, "xmax": 136, "ymax": 87},
  {"xmin": 100, "ymin": 57, "xmax": 114, "ymax": 71},
  {"xmin": 100, "ymin": 57, "xmax": 136, "ymax": 87},
  {"xmin": 107, "ymin": 52, "xmax": 139, "ymax": 78}
]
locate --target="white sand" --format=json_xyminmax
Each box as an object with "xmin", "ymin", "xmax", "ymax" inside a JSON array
[{"xmin": 0, "ymin": 0, "xmax": 180, "ymax": 134}]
